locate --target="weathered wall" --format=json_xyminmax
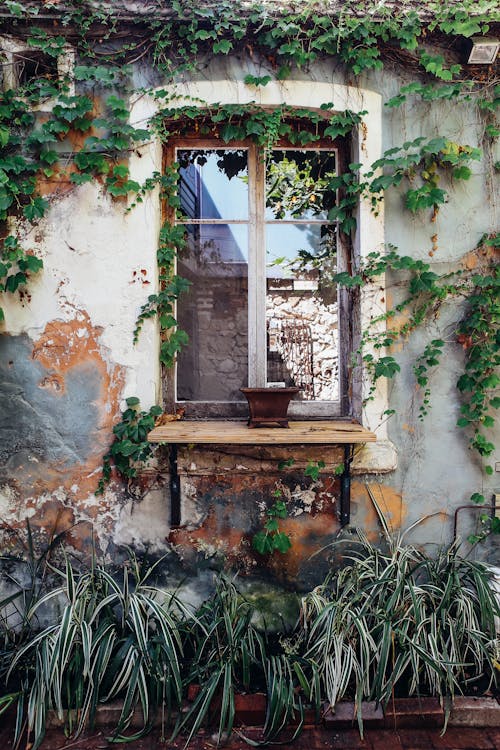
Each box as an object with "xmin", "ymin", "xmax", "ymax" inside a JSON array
[{"xmin": 0, "ymin": 48, "xmax": 498, "ymax": 606}]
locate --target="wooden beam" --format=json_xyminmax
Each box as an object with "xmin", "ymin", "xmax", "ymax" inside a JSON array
[{"xmin": 148, "ymin": 420, "xmax": 376, "ymax": 445}]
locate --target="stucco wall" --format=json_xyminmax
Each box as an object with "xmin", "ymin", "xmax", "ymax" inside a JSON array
[{"xmin": 0, "ymin": 50, "xmax": 498, "ymax": 603}]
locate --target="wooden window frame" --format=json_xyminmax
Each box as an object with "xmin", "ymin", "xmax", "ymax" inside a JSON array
[{"xmin": 163, "ymin": 135, "xmax": 354, "ymax": 420}]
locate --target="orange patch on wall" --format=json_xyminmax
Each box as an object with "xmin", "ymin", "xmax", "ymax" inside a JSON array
[
  {"xmin": 267, "ymin": 505, "xmax": 339, "ymax": 582},
  {"xmin": 36, "ymin": 162, "xmax": 81, "ymax": 197},
  {"xmin": 462, "ymin": 238, "xmax": 499, "ymax": 271},
  {"xmin": 20, "ymin": 498, "xmax": 97, "ymax": 555},
  {"xmin": 169, "ymin": 504, "xmax": 251, "ymax": 571},
  {"xmin": 351, "ymin": 481, "xmax": 406, "ymax": 542},
  {"xmin": 25, "ymin": 498, "xmax": 75, "ymax": 538},
  {"xmin": 169, "ymin": 476, "xmax": 340, "ymax": 583},
  {"xmin": 29, "ymin": 311, "xmax": 125, "ymax": 495}
]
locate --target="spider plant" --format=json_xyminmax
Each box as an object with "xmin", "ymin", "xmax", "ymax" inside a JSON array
[
  {"xmin": 8, "ymin": 553, "xmax": 188, "ymax": 750},
  {"xmin": 173, "ymin": 576, "xmax": 266, "ymax": 745},
  {"xmin": 175, "ymin": 575, "xmax": 319, "ymax": 747},
  {"xmin": 0, "ymin": 520, "xmax": 76, "ymax": 720},
  {"xmin": 301, "ymin": 531, "xmax": 499, "ymax": 732}
]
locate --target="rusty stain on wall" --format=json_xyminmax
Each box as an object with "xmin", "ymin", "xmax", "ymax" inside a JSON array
[
  {"xmin": 0, "ymin": 310, "xmax": 125, "ymax": 550},
  {"xmin": 350, "ymin": 481, "xmax": 406, "ymax": 541},
  {"xmin": 169, "ymin": 463, "xmax": 342, "ymax": 587}
]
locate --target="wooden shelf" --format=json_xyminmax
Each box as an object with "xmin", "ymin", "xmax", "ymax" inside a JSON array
[{"xmin": 148, "ymin": 420, "xmax": 376, "ymax": 445}]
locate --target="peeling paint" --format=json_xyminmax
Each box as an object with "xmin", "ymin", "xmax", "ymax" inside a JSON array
[
  {"xmin": 0, "ymin": 311, "xmax": 125, "ymax": 551},
  {"xmin": 168, "ymin": 467, "xmax": 341, "ymax": 587}
]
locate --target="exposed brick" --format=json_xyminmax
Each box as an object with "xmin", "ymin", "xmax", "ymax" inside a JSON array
[
  {"xmin": 233, "ymin": 692, "xmax": 266, "ymax": 726},
  {"xmin": 431, "ymin": 727, "xmax": 495, "ymax": 749},
  {"xmin": 396, "ymin": 729, "xmax": 435, "ymax": 747},
  {"xmin": 486, "ymin": 730, "xmax": 500, "ymax": 748},
  {"xmin": 384, "ymin": 697, "xmax": 444, "ymax": 728},
  {"xmin": 323, "ymin": 701, "xmax": 384, "ymax": 729},
  {"xmin": 326, "ymin": 729, "xmax": 373, "ymax": 748},
  {"xmin": 368, "ymin": 729, "xmax": 407, "ymax": 750},
  {"xmin": 449, "ymin": 696, "xmax": 500, "ymax": 728}
]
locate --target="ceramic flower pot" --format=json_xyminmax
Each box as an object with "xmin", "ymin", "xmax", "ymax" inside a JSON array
[{"xmin": 240, "ymin": 387, "xmax": 300, "ymax": 428}]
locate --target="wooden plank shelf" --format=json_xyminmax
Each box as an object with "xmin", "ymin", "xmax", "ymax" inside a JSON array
[{"xmin": 148, "ymin": 420, "xmax": 376, "ymax": 445}]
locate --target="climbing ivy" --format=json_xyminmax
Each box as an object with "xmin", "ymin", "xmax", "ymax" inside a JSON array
[
  {"xmin": 331, "ymin": 235, "xmax": 499, "ymax": 481},
  {"xmin": 0, "ymin": 0, "xmax": 498, "ymax": 519},
  {"xmin": 252, "ymin": 491, "xmax": 292, "ymax": 556},
  {"xmin": 97, "ymin": 397, "xmax": 162, "ymax": 495}
]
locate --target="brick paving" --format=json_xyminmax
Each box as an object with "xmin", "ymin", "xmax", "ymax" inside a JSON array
[{"xmin": 0, "ymin": 725, "xmax": 499, "ymax": 749}]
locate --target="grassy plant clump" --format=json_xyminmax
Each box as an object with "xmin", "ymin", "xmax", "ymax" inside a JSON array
[
  {"xmin": 1, "ymin": 543, "xmax": 498, "ymax": 747},
  {"xmin": 301, "ymin": 533, "xmax": 500, "ymax": 729},
  {"xmin": 5, "ymin": 554, "xmax": 188, "ymax": 750},
  {"xmin": 175, "ymin": 576, "xmax": 314, "ymax": 745}
]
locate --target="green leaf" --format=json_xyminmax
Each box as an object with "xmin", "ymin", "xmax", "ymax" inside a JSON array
[
  {"xmin": 220, "ymin": 123, "xmax": 244, "ymax": 142},
  {"xmin": 70, "ymin": 173, "xmax": 94, "ymax": 185},
  {"xmin": 276, "ymin": 65, "xmax": 291, "ymax": 80},
  {"xmin": 0, "ymin": 187, "xmax": 14, "ymax": 211},
  {"xmin": 470, "ymin": 492, "xmax": 485, "ymax": 505},
  {"xmin": 18, "ymin": 255, "xmax": 43, "ymax": 273},
  {"xmin": 265, "ymin": 518, "xmax": 279, "ymax": 532},
  {"xmin": 244, "ymin": 74, "xmax": 272, "ymax": 87},
  {"xmin": 252, "ymin": 531, "xmax": 273, "ymax": 555},
  {"xmin": 112, "ymin": 164, "xmax": 130, "ymax": 179},
  {"xmin": 452, "ymin": 165, "xmax": 472, "ymax": 180},
  {"xmin": 213, "ymin": 39, "xmax": 232, "ymax": 54},
  {"xmin": 490, "ymin": 517, "xmax": 500, "ymax": 533},
  {"xmin": 272, "ymin": 532, "xmax": 292, "ymax": 553},
  {"xmin": 373, "ymin": 357, "xmax": 401, "ymax": 379},
  {"xmin": 23, "ymin": 196, "xmax": 48, "ymax": 221},
  {"xmin": 5, "ymin": 272, "xmax": 27, "ymax": 292},
  {"xmin": 0, "ymin": 125, "xmax": 10, "ymax": 147},
  {"xmin": 278, "ymin": 458, "xmax": 295, "ymax": 470}
]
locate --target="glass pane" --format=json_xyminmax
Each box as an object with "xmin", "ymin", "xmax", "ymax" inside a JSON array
[
  {"xmin": 177, "ymin": 224, "xmax": 248, "ymax": 402},
  {"xmin": 266, "ymin": 224, "xmax": 338, "ymax": 401},
  {"xmin": 177, "ymin": 149, "xmax": 248, "ymax": 220},
  {"xmin": 265, "ymin": 150, "xmax": 337, "ymax": 221}
]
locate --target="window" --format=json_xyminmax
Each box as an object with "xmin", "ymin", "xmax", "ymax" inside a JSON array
[
  {"xmin": 1, "ymin": 37, "xmax": 75, "ymax": 94},
  {"xmin": 12, "ymin": 50, "xmax": 58, "ymax": 86},
  {"xmin": 165, "ymin": 135, "xmax": 353, "ymax": 419}
]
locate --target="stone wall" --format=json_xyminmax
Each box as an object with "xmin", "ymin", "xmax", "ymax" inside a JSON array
[{"xmin": 0, "ymin": 46, "xmax": 498, "ymax": 604}]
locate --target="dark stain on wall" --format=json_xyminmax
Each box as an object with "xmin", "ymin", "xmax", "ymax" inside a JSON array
[{"xmin": 169, "ymin": 455, "xmax": 342, "ymax": 590}]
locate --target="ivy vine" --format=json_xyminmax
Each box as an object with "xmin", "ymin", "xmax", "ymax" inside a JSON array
[{"xmin": 0, "ymin": 0, "xmax": 498, "ymax": 521}]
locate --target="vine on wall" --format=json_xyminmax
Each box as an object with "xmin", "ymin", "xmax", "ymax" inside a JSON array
[{"xmin": 0, "ymin": 0, "xmax": 498, "ymax": 518}]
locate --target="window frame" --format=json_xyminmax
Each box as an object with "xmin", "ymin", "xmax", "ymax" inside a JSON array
[{"xmin": 163, "ymin": 133, "xmax": 354, "ymax": 420}]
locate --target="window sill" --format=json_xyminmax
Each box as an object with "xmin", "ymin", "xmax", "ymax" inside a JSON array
[{"xmin": 147, "ymin": 419, "xmax": 376, "ymax": 445}]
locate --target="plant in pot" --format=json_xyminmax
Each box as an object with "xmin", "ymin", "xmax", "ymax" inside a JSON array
[{"xmin": 176, "ymin": 576, "xmax": 315, "ymax": 745}]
